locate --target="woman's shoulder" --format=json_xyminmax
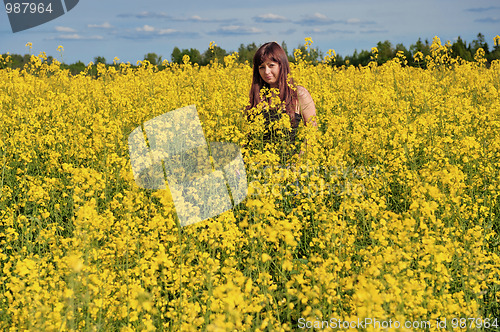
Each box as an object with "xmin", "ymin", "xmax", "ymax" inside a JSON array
[
  {"xmin": 296, "ymin": 85, "xmax": 311, "ymax": 98},
  {"xmin": 296, "ymin": 85, "xmax": 306, "ymax": 93},
  {"xmin": 295, "ymin": 85, "xmax": 313, "ymax": 103}
]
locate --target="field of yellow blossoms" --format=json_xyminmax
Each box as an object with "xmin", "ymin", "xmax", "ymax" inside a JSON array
[{"xmin": 1, "ymin": 37, "xmax": 500, "ymax": 331}]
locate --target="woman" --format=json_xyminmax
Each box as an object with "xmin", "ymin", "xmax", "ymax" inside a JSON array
[{"xmin": 245, "ymin": 41, "xmax": 317, "ymax": 165}]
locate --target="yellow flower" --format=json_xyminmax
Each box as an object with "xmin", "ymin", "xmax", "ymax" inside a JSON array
[
  {"xmin": 1, "ymin": 36, "xmax": 499, "ymax": 330},
  {"xmin": 261, "ymin": 253, "xmax": 271, "ymax": 263}
]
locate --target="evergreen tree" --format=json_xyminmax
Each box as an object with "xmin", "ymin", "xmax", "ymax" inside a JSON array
[
  {"xmin": 201, "ymin": 45, "xmax": 227, "ymax": 65},
  {"xmin": 294, "ymin": 44, "xmax": 323, "ymax": 64},
  {"xmin": 171, "ymin": 47, "xmax": 202, "ymax": 65},
  {"xmin": 171, "ymin": 47, "xmax": 182, "ymax": 63},
  {"xmin": 472, "ymin": 32, "xmax": 489, "ymax": 54},
  {"xmin": 395, "ymin": 43, "xmax": 411, "ymax": 64},
  {"xmin": 2, "ymin": 33, "xmax": 500, "ymax": 73},
  {"xmin": 237, "ymin": 42, "xmax": 258, "ymax": 64},
  {"xmin": 410, "ymin": 38, "xmax": 430, "ymax": 56},
  {"xmin": 452, "ymin": 36, "xmax": 472, "ymax": 61},
  {"xmin": 144, "ymin": 52, "xmax": 162, "ymax": 65},
  {"xmin": 376, "ymin": 40, "xmax": 394, "ymax": 64},
  {"xmin": 94, "ymin": 56, "xmax": 106, "ymax": 65},
  {"xmin": 68, "ymin": 61, "xmax": 86, "ymax": 75}
]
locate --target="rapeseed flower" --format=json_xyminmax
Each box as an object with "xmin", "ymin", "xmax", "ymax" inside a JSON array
[{"xmin": 0, "ymin": 37, "xmax": 499, "ymax": 331}]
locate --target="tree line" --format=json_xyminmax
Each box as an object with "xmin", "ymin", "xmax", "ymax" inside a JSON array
[
  {"xmin": 140, "ymin": 33, "xmax": 500, "ymax": 68},
  {"xmin": 2, "ymin": 33, "xmax": 499, "ymax": 75}
]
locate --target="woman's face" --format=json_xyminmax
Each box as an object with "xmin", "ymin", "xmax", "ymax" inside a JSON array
[{"xmin": 258, "ymin": 58, "xmax": 280, "ymax": 88}]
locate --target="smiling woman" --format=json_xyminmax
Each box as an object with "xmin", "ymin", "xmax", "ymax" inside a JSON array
[{"xmin": 245, "ymin": 41, "xmax": 317, "ymax": 165}]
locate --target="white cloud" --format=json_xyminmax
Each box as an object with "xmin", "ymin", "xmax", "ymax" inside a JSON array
[
  {"xmin": 88, "ymin": 22, "xmax": 113, "ymax": 29},
  {"xmin": 345, "ymin": 18, "xmax": 376, "ymax": 25},
  {"xmin": 297, "ymin": 12, "xmax": 337, "ymax": 25},
  {"xmin": 158, "ymin": 28, "xmax": 177, "ymax": 35},
  {"xmin": 171, "ymin": 15, "xmax": 235, "ymax": 23},
  {"xmin": 296, "ymin": 15, "xmax": 376, "ymax": 26},
  {"xmin": 305, "ymin": 28, "xmax": 355, "ymax": 34},
  {"xmin": 314, "ymin": 13, "xmax": 328, "ymax": 19},
  {"xmin": 55, "ymin": 26, "xmax": 76, "ymax": 32},
  {"xmin": 50, "ymin": 34, "xmax": 104, "ymax": 40},
  {"xmin": 360, "ymin": 28, "xmax": 389, "ymax": 34},
  {"xmin": 214, "ymin": 25, "xmax": 264, "ymax": 35},
  {"xmin": 117, "ymin": 11, "xmax": 235, "ymax": 23},
  {"xmin": 134, "ymin": 25, "xmax": 183, "ymax": 35},
  {"xmin": 136, "ymin": 11, "xmax": 169, "ymax": 18},
  {"xmin": 119, "ymin": 26, "xmax": 200, "ymax": 39},
  {"xmin": 59, "ymin": 34, "xmax": 81, "ymax": 39},
  {"xmin": 254, "ymin": 13, "xmax": 288, "ymax": 23},
  {"xmin": 136, "ymin": 25, "xmax": 156, "ymax": 32}
]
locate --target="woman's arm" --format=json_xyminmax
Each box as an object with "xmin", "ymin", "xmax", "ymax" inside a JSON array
[
  {"xmin": 296, "ymin": 86, "xmax": 317, "ymax": 158},
  {"xmin": 297, "ymin": 85, "xmax": 317, "ymax": 127}
]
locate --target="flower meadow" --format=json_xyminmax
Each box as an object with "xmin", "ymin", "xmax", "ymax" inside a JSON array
[{"xmin": 1, "ymin": 37, "xmax": 500, "ymax": 331}]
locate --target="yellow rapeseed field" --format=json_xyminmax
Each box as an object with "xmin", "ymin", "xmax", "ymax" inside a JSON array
[{"xmin": 0, "ymin": 37, "xmax": 499, "ymax": 331}]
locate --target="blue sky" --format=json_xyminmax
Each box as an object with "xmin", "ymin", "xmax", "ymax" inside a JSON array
[{"xmin": 1, "ymin": 0, "xmax": 499, "ymax": 64}]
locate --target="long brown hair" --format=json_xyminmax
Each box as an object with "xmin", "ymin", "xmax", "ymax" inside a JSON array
[{"xmin": 245, "ymin": 42, "xmax": 298, "ymax": 122}]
